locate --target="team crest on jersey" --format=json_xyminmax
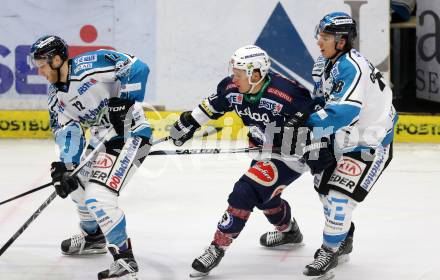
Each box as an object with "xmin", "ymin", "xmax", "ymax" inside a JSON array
[
  {"xmin": 226, "ymin": 93, "xmax": 243, "ymax": 105},
  {"xmin": 74, "ymin": 54, "xmax": 97, "ymax": 65},
  {"xmin": 245, "ymin": 160, "xmax": 279, "ymax": 187},
  {"xmin": 258, "ymin": 98, "xmax": 283, "ymax": 115}
]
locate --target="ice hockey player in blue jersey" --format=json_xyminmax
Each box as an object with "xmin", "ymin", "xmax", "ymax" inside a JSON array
[
  {"xmin": 170, "ymin": 45, "xmax": 334, "ymax": 277},
  {"xmin": 284, "ymin": 13, "xmax": 398, "ymax": 279},
  {"xmin": 30, "ymin": 35, "xmax": 152, "ymax": 280}
]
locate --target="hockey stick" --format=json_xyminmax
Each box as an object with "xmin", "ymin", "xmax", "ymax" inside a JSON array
[
  {"xmin": 148, "ymin": 146, "xmax": 268, "ymax": 155},
  {"xmin": 0, "ymin": 136, "xmax": 169, "ymax": 207},
  {"xmin": 0, "ymin": 131, "xmax": 116, "ymax": 256},
  {"xmin": 0, "ymin": 182, "xmax": 52, "ymax": 206},
  {"xmin": 0, "ymin": 134, "xmax": 169, "ymax": 256}
]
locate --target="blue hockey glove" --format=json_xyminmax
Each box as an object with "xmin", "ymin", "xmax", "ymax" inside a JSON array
[
  {"xmin": 50, "ymin": 162, "xmax": 78, "ymax": 199},
  {"xmin": 170, "ymin": 111, "xmax": 200, "ymax": 146}
]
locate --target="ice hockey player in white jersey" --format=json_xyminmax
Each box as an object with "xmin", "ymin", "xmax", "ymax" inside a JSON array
[
  {"xmin": 30, "ymin": 35, "xmax": 152, "ymax": 279},
  {"xmin": 284, "ymin": 12, "xmax": 398, "ymax": 279}
]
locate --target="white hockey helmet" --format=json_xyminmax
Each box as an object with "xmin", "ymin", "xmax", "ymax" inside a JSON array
[{"xmin": 229, "ymin": 45, "xmax": 271, "ymax": 88}]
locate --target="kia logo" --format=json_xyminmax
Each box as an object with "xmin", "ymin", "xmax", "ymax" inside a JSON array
[
  {"xmin": 93, "ymin": 154, "xmax": 113, "ymax": 168},
  {"xmin": 337, "ymin": 159, "xmax": 362, "ymax": 176}
]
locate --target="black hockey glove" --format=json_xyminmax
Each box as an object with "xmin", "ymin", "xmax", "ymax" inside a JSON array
[
  {"xmin": 50, "ymin": 162, "xmax": 78, "ymax": 199},
  {"xmin": 170, "ymin": 111, "xmax": 200, "ymax": 146},
  {"xmin": 108, "ymin": 97, "xmax": 135, "ymax": 135},
  {"xmin": 284, "ymin": 111, "xmax": 310, "ymax": 155},
  {"xmin": 302, "ymin": 137, "xmax": 336, "ymax": 175}
]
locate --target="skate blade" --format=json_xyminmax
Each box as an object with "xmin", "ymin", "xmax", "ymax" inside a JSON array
[
  {"xmin": 99, "ymin": 273, "xmax": 139, "ymax": 280},
  {"xmin": 62, "ymin": 248, "xmax": 107, "ymax": 256},
  {"xmin": 189, "ymin": 269, "xmax": 209, "ymax": 278},
  {"xmin": 338, "ymin": 254, "xmax": 350, "ymax": 264},
  {"xmin": 304, "ymin": 271, "xmax": 335, "ymax": 280},
  {"xmin": 262, "ymin": 242, "xmax": 305, "ymax": 250}
]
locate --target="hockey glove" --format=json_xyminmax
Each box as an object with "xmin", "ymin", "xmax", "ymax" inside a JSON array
[
  {"xmin": 108, "ymin": 97, "xmax": 135, "ymax": 136},
  {"xmin": 284, "ymin": 111, "xmax": 310, "ymax": 155},
  {"xmin": 302, "ymin": 137, "xmax": 336, "ymax": 175},
  {"xmin": 170, "ymin": 111, "xmax": 200, "ymax": 146},
  {"xmin": 50, "ymin": 162, "xmax": 78, "ymax": 199}
]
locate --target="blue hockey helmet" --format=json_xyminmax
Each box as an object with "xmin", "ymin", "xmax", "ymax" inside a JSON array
[
  {"xmin": 315, "ymin": 12, "xmax": 357, "ymax": 48},
  {"xmin": 30, "ymin": 35, "xmax": 68, "ymax": 67}
]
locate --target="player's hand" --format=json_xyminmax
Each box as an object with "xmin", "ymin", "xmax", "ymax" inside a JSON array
[
  {"xmin": 285, "ymin": 111, "xmax": 309, "ymax": 130},
  {"xmin": 50, "ymin": 162, "xmax": 78, "ymax": 199},
  {"xmin": 170, "ymin": 111, "xmax": 200, "ymax": 146}
]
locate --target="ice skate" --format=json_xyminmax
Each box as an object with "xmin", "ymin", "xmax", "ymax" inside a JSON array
[
  {"xmin": 337, "ymin": 222, "xmax": 354, "ymax": 264},
  {"xmin": 260, "ymin": 218, "xmax": 303, "ymax": 248},
  {"xmin": 97, "ymin": 240, "xmax": 138, "ymax": 280},
  {"xmin": 303, "ymin": 246, "xmax": 338, "ymax": 280},
  {"xmin": 190, "ymin": 243, "xmax": 225, "ymax": 277},
  {"xmin": 61, "ymin": 227, "xmax": 107, "ymax": 255}
]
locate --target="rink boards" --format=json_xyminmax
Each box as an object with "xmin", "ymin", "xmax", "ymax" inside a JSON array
[{"xmin": 0, "ymin": 110, "xmax": 439, "ymax": 143}]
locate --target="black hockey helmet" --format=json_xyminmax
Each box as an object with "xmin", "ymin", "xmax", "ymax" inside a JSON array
[
  {"xmin": 315, "ymin": 12, "xmax": 357, "ymax": 50},
  {"xmin": 30, "ymin": 35, "xmax": 68, "ymax": 68}
]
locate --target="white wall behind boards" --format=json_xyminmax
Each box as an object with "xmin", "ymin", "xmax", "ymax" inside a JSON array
[{"xmin": 0, "ymin": 0, "xmax": 388, "ymax": 110}]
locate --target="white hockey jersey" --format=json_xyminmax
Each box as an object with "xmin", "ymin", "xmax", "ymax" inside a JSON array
[
  {"xmin": 306, "ymin": 49, "xmax": 398, "ymax": 153},
  {"xmin": 48, "ymin": 50, "xmax": 151, "ymax": 164}
]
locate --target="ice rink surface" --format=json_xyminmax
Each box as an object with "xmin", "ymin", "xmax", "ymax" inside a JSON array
[{"xmin": 0, "ymin": 139, "xmax": 439, "ymax": 280}]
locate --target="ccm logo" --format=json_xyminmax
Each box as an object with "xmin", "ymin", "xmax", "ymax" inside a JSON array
[{"xmin": 337, "ymin": 159, "xmax": 362, "ymax": 176}]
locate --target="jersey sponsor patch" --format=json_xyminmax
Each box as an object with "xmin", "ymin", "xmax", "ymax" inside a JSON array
[
  {"xmin": 331, "ymin": 63, "xmax": 340, "ymax": 79},
  {"xmin": 226, "ymin": 93, "xmax": 243, "ymax": 105},
  {"xmin": 74, "ymin": 63, "xmax": 93, "ymax": 74},
  {"xmin": 267, "ymin": 87, "xmax": 293, "ymax": 103},
  {"xmin": 360, "ymin": 145, "xmax": 388, "ymax": 191},
  {"xmin": 236, "ymin": 107, "xmax": 270, "ymax": 123},
  {"xmin": 74, "ymin": 54, "xmax": 97, "ymax": 65},
  {"xmin": 94, "ymin": 153, "xmax": 115, "ymax": 169},
  {"xmin": 328, "ymin": 157, "xmax": 366, "ymax": 193},
  {"xmin": 106, "ymin": 136, "xmax": 142, "ymax": 192},
  {"xmin": 89, "ymin": 153, "xmax": 117, "ymax": 185},
  {"xmin": 245, "ymin": 160, "xmax": 279, "ymax": 187},
  {"xmin": 77, "ymin": 78, "xmax": 98, "ymax": 95},
  {"xmin": 259, "ymin": 98, "xmax": 283, "ymax": 115}
]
